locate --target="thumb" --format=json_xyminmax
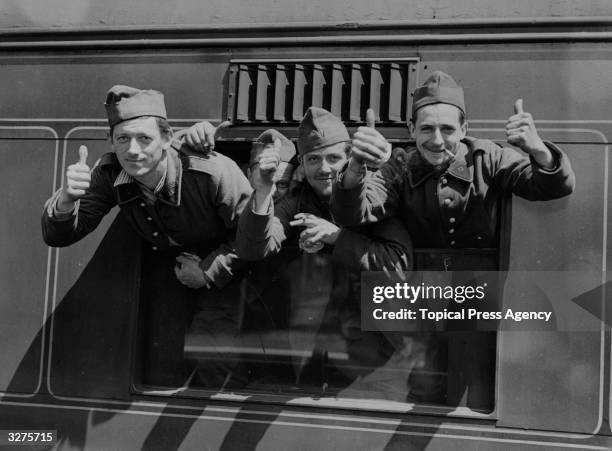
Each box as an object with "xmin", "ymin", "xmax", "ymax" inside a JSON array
[
  {"xmin": 366, "ymin": 108, "xmax": 376, "ymax": 128},
  {"xmin": 214, "ymin": 120, "xmax": 230, "ymax": 137},
  {"xmin": 273, "ymin": 138, "xmax": 282, "ymax": 151},
  {"xmin": 175, "ymin": 255, "xmax": 190, "ymax": 265},
  {"xmin": 514, "ymin": 99, "xmax": 524, "ymax": 115},
  {"xmin": 78, "ymin": 145, "xmax": 88, "ymax": 165}
]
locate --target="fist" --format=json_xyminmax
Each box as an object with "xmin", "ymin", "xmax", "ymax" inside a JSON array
[
  {"xmin": 184, "ymin": 120, "xmax": 230, "ymax": 154},
  {"xmin": 62, "ymin": 145, "xmax": 91, "ymax": 204},
  {"xmin": 505, "ymin": 99, "xmax": 547, "ymax": 155},
  {"xmin": 174, "ymin": 253, "xmax": 210, "ymax": 289}
]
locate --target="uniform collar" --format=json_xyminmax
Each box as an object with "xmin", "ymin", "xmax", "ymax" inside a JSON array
[
  {"xmin": 407, "ymin": 140, "xmax": 473, "ymax": 188},
  {"xmin": 114, "ymin": 147, "xmax": 182, "ymax": 206}
]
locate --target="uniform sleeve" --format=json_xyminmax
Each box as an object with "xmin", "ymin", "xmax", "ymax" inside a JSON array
[
  {"xmin": 331, "ymin": 148, "xmax": 406, "ymax": 226},
  {"xmin": 41, "ymin": 166, "xmax": 116, "ymax": 247},
  {"xmin": 331, "ymin": 217, "xmax": 413, "ymax": 278},
  {"xmin": 235, "ymin": 193, "xmax": 295, "ymax": 261},
  {"xmin": 490, "ymin": 141, "xmax": 575, "ymax": 200},
  {"xmin": 197, "ymin": 160, "xmax": 253, "ymax": 288}
]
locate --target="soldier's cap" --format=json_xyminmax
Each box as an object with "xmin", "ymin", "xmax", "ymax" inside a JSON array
[
  {"xmin": 411, "ymin": 71, "xmax": 465, "ymax": 116},
  {"xmin": 297, "ymin": 106, "xmax": 350, "ymax": 156},
  {"xmin": 249, "ymin": 129, "xmax": 296, "ymax": 167},
  {"xmin": 105, "ymin": 85, "xmax": 167, "ymax": 128}
]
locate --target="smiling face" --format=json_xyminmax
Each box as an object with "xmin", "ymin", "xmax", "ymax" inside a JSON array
[
  {"xmin": 111, "ymin": 116, "xmax": 171, "ymax": 180},
  {"xmin": 409, "ymin": 103, "xmax": 467, "ymax": 166},
  {"xmin": 300, "ymin": 142, "xmax": 348, "ymax": 200}
]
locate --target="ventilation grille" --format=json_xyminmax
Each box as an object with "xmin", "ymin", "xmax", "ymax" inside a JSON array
[{"xmin": 226, "ymin": 59, "xmax": 420, "ymax": 126}]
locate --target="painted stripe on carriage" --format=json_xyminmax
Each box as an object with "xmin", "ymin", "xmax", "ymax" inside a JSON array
[
  {"xmin": 0, "ymin": 126, "xmax": 59, "ymax": 399},
  {"xmin": 0, "ymin": 118, "xmax": 219, "ymax": 122},
  {"xmin": 0, "ymin": 401, "xmax": 609, "ymax": 449}
]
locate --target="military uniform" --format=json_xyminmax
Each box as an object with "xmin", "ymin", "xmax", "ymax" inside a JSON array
[
  {"xmin": 237, "ymin": 180, "xmax": 413, "ymax": 384},
  {"xmin": 331, "ymin": 137, "xmax": 574, "ymax": 248}
]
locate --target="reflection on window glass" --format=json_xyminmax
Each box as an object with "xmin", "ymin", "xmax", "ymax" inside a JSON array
[{"xmin": 140, "ymin": 245, "xmax": 495, "ymax": 412}]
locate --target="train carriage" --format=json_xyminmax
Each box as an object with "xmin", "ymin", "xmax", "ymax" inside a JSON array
[{"xmin": 0, "ymin": 1, "xmax": 611, "ymax": 449}]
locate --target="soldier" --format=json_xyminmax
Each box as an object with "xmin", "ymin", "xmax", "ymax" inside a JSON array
[
  {"xmin": 331, "ymin": 70, "xmax": 575, "ymax": 407},
  {"xmin": 234, "ymin": 107, "xmax": 413, "ymax": 388},
  {"xmin": 42, "ymin": 85, "xmax": 252, "ymax": 388}
]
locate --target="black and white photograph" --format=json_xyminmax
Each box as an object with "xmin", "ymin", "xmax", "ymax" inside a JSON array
[{"xmin": 0, "ymin": 1, "xmax": 611, "ymax": 449}]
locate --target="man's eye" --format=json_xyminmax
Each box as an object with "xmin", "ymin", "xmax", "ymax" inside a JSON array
[
  {"xmin": 276, "ymin": 182, "xmax": 289, "ymax": 189},
  {"xmin": 116, "ymin": 136, "xmax": 129, "ymax": 143},
  {"xmin": 442, "ymin": 127, "xmax": 456, "ymax": 133},
  {"xmin": 139, "ymin": 136, "xmax": 153, "ymax": 143}
]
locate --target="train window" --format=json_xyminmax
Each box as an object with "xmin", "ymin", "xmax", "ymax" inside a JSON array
[{"xmin": 137, "ymin": 243, "xmax": 503, "ymax": 413}]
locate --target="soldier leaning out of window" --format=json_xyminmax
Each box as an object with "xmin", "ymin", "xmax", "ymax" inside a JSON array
[{"xmin": 42, "ymin": 85, "xmax": 253, "ymax": 389}]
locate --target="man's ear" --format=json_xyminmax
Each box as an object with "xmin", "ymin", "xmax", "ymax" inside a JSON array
[
  {"xmin": 408, "ymin": 121, "xmax": 416, "ymax": 138},
  {"xmin": 162, "ymin": 131, "xmax": 174, "ymax": 149},
  {"xmin": 460, "ymin": 120, "xmax": 468, "ymax": 139}
]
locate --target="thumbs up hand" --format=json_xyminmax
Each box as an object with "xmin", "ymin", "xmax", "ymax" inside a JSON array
[
  {"xmin": 505, "ymin": 99, "xmax": 547, "ymax": 154},
  {"xmin": 506, "ymin": 99, "xmax": 554, "ymax": 169},
  {"xmin": 350, "ymin": 108, "xmax": 391, "ymax": 170},
  {"xmin": 59, "ymin": 145, "xmax": 91, "ymax": 209},
  {"xmin": 184, "ymin": 120, "xmax": 230, "ymax": 154},
  {"xmin": 251, "ymin": 138, "xmax": 281, "ymax": 191}
]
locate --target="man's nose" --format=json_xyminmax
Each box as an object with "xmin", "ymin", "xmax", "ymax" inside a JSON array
[
  {"xmin": 126, "ymin": 138, "xmax": 140, "ymax": 154},
  {"xmin": 432, "ymin": 128, "xmax": 444, "ymax": 146},
  {"xmin": 319, "ymin": 159, "xmax": 331, "ymax": 173}
]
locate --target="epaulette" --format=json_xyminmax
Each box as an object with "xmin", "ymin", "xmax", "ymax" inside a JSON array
[
  {"xmin": 180, "ymin": 149, "xmax": 236, "ymax": 177},
  {"xmin": 97, "ymin": 152, "xmax": 120, "ymax": 167},
  {"xmin": 463, "ymin": 136, "xmax": 500, "ymax": 154}
]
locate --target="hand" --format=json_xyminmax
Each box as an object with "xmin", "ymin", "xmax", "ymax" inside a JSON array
[
  {"xmin": 350, "ymin": 109, "xmax": 391, "ymax": 169},
  {"xmin": 506, "ymin": 99, "xmax": 553, "ymax": 168},
  {"xmin": 59, "ymin": 145, "xmax": 91, "ymax": 210},
  {"xmin": 250, "ymin": 139, "xmax": 282, "ymax": 192},
  {"xmin": 174, "ymin": 253, "xmax": 210, "ymax": 289},
  {"xmin": 184, "ymin": 120, "xmax": 230, "ymax": 154},
  {"xmin": 290, "ymin": 213, "xmax": 341, "ymax": 248}
]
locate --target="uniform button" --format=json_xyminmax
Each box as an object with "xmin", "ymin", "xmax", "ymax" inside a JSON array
[
  {"xmin": 449, "ymin": 229, "xmax": 455, "ymax": 234},
  {"xmin": 140, "ymin": 202, "xmax": 146, "ymax": 207},
  {"xmin": 152, "ymin": 246, "xmax": 158, "ymax": 251},
  {"xmin": 476, "ymin": 235, "xmax": 482, "ymax": 240},
  {"xmin": 441, "ymin": 178, "xmax": 447, "ymax": 185},
  {"xmin": 435, "ymin": 165, "xmax": 442, "ymax": 170},
  {"xmin": 450, "ymin": 241, "xmax": 456, "ymax": 246},
  {"xmin": 449, "ymin": 217, "xmax": 456, "ymax": 223},
  {"xmin": 152, "ymin": 232, "xmax": 159, "ymax": 237},
  {"xmin": 444, "ymin": 198, "xmax": 451, "ymax": 206},
  {"xmin": 146, "ymin": 217, "xmax": 152, "ymax": 221}
]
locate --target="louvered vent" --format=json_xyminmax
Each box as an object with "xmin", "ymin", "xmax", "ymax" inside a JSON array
[{"xmin": 226, "ymin": 59, "xmax": 420, "ymax": 125}]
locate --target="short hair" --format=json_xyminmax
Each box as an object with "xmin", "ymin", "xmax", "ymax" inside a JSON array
[
  {"xmin": 410, "ymin": 105, "xmax": 466, "ymax": 126},
  {"xmin": 110, "ymin": 116, "xmax": 173, "ymax": 140}
]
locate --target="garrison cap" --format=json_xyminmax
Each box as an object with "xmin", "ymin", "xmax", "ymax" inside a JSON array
[
  {"xmin": 411, "ymin": 71, "xmax": 465, "ymax": 116},
  {"xmin": 249, "ymin": 129, "xmax": 296, "ymax": 167},
  {"xmin": 297, "ymin": 106, "xmax": 350, "ymax": 156},
  {"xmin": 105, "ymin": 85, "xmax": 167, "ymax": 127}
]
